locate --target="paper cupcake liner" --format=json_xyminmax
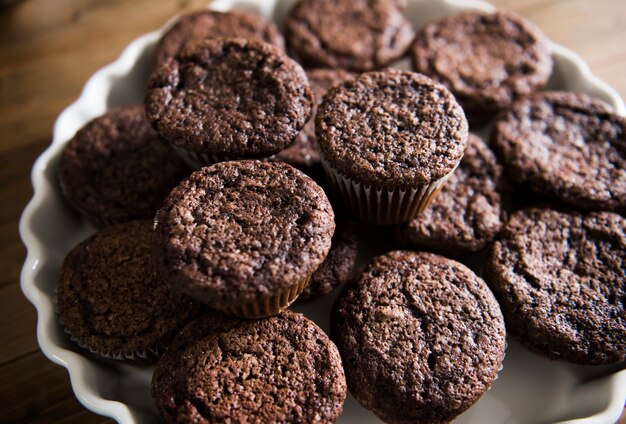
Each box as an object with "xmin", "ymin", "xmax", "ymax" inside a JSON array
[
  {"xmin": 218, "ymin": 276, "xmax": 311, "ymax": 319},
  {"xmin": 170, "ymin": 144, "xmax": 229, "ymax": 169},
  {"xmin": 320, "ymin": 157, "xmax": 458, "ymax": 225},
  {"xmin": 53, "ymin": 293, "xmax": 165, "ymax": 362}
]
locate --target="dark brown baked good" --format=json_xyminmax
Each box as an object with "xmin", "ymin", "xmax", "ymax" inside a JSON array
[
  {"xmin": 145, "ymin": 38, "xmax": 313, "ymax": 162},
  {"xmin": 285, "ymin": 0, "xmax": 415, "ymax": 72},
  {"xmin": 411, "ymin": 11, "xmax": 552, "ymax": 124},
  {"xmin": 491, "ymin": 91, "xmax": 626, "ymax": 211},
  {"xmin": 332, "ymin": 251, "xmax": 506, "ymax": 424},
  {"xmin": 56, "ymin": 220, "xmax": 198, "ymax": 359},
  {"xmin": 152, "ymin": 310, "xmax": 346, "ymax": 423},
  {"xmin": 155, "ymin": 160, "xmax": 335, "ymax": 317},
  {"xmin": 298, "ymin": 217, "xmax": 358, "ymax": 301},
  {"xmin": 59, "ymin": 106, "xmax": 190, "ymax": 226},
  {"xmin": 273, "ymin": 68, "xmax": 354, "ymax": 169},
  {"xmin": 396, "ymin": 134, "xmax": 508, "ymax": 256},
  {"xmin": 316, "ymin": 69, "xmax": 468, "ymax": 223},
  {"xmin": 154, "ymin": 10, "xmax": 285, "ymax": 66},
  {"xmin": 485, "ymin": 208, "xmax": 626, "ymax": 365},
  {"xmin": 317, "ymin": 69, "xmax": 467, "ymax": 189}
]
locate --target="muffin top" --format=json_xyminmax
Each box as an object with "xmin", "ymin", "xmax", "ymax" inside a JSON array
[
  {"xmin": 145, "ymin": 38, "xmax": 313, "ymax": 158},
  {"xmin": 155, "ymin": 160, "xmax": 335, "ymax": 307},
  {"xmin": 59, "ymin": 106, "xmax": 189, "ymax": 226},
  {"xmin": 152, "ymin": 310, "xmax": 346, "ymax": 423},
  {"xmin": 316, "ymin": 69, "xmax": 468, "ymax": 188},
  {"xmin": 332, "ymin": 250, "xmax": 506, "ymax": 424},
  {"xmin": 286, "ymin": 0, "xmax": 415, "ymax": 71},
  {"xmin": 56, "ymin": 221, "xmax": 198, "ymax": 359},
  {"xmin": 492, "ymin": 91, "xmax": 626, "ymax": 211},
  {"xmin": 154, "ymin": 10, "xmax": 285, "ymax": 66},
  {"xmin": 486, "ymin": 208, "xmax": 626, "ymax": 365},
  {"xmin": 396, "ymin": 134, "xmax": 508, "ymax": 256},
  {"xmin": 412, "ymin": 11, "xmax": 552, "ymax": 121},
  {"xmin": 273, "ymin": 68, "xmax": 354, "ymax": 169}
]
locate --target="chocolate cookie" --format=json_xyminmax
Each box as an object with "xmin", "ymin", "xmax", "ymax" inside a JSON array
[
  {"xmin": 316, "ymin": 69, "xmax": 468, "ymax": 224},
  {"xmin": 298, "ymin": 217, "xmax": 358, "ymax": 301},
  {"xmin": 59, "ymin": 106, "xmax": 190, "ymax": 227},
  {"xmin": 285, "ymin": 0, "xmax": 415, "ymax": 71},
  {"xmin": 492, "ymin": 92, "xmax": 626, "ymax": 211},
  {"xmin": 485, "ymin": 208, "xmax": 626, "ymax": 365},
  {"xmin": 152, "ymin": 310, "xmax": 346, "ymax": 423},
  {"xmin": 411, "ymin": 11, "xmax": 552, "ymax": 124},
  {"xmin": 396, "ymin": 134, "xmax": 508, "ymax": 256},
  {"xmin": 145, "ymin": 38, "xmax": 313, "ymax": 166},
  {"xmin": 154, "ymin": 10, "xmax": 285, "ymax": 66},
  {"xmin": 332, "ymin": 251, "xmax": 506, "ymax": 424},
  {"xmin": 56, "ymin": 221, "xmax": 198, "ymax": 360},
  {"xmin": 155, "ymin": 160, "xmax": 335, "ymax": 317},
  {"xmin": 273, "ymin": 68, "xmax": 354, "ymax": 170}
]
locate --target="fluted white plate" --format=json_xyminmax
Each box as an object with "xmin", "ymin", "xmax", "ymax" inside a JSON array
[{"xmin": 20, "ymin": 0, "xmax": 626, "ymax": 422}]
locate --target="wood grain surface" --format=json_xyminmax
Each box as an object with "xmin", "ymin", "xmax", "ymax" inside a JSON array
[{"xmin": 0, "ymin": 0, "xmax": 624, "ymax": 423}]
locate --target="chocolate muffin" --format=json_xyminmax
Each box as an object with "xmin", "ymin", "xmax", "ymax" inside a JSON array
[
  {"xmin": 154, "ymin": 10, "xmax": 285, "ymax": 66},
  {"xmin": 298, "ymin": 217, "xmax": 358, "ymax": 301},
  {"xmin": 56, "ymin": 221, "xmax": 198, "ymax": 360},
  {"xmin": 396, "ymin": 134, "xmax": 509, "ymax": 256},
  {"xmin": 316, "ymin": 69, "xmax": 468, "ymax": 224},
  {"xmin": 152, "ymin": 310, "xmax": 346, "ymax": 423},
  {"xmin": 59, "ymin": 106, "xmax": 190, "ymax": 227},
  {"xmin": 485, "ymin": 208, "xmax": 626, "ymax": 365},
  {"xmin": 491, "ymin": 91, "xmax": 626, "ymax": 211},
  {"xmin": 411, "ymin": 11, "xmax": 552, "ymax": 124},
  {"xmin": 145, "ymin": 38, "xmax": 314, "ymax": 168},
  {"xmin": 272, "ymin": 68, "xmax": 354, "ymax": 170},
  {"xmin": 332, "ymin": 251, "xmax": 506, "ymax": 424},
  {"xmin": 285, "ymin": 0, "xmax": 415, "ymax": 72},
  {"xmin": 155, "ymin": 160, "xmax": 335, "ymax": 318}
]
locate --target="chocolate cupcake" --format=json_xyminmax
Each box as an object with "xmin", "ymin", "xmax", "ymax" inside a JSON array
[
  {"xmin": 145, "ymin": 38, "xmax": 314, "ymax": 168},
  {"xmin": 272, "ymin": 68, "xmax": 354, "ymax": 170},
  {"xmin": 59, "ymin": 106, "xmax": 190, "ymax": 227},
  {"xmin": 285, "ymin": 0, "xmax": 415, "ymax": 72},
  {"xmin": 395, "ymin": 134, "xmax": 509, "ymax": 256},
  {"xmin": 154, "ymin": 10, "xmax": 285, "ymax": 66},
  {"xmin": 155, "ymin": 160, "xmax": 335, "ymax": 318},
  {"xmin": 492, "ymin": 91, "xmax": 626, "ymax": 211},
  {"xmin": 411, "ymin": 11, "xmax": 552, "ymax": 124},
  {"xmin": 485, "ymin": 208, "xmax": 626, "ymax": 365},
  {"xmin": 55, "ymin": 221, "xmax": 198, "ymax": 360},
  {"xmin": 316, "ymin": 69, "xmax": 468, "ymax": 224},
  {"xmin": 152, "ymin": 310, "xmax": 346, "ymax": 423},
  {"xmin": 298, "ymin": 217, "xmax": 358, "ymax": 301},
  {"xmin": 332, "ymin": 251, "xmax": 506, "ymax": 423}
]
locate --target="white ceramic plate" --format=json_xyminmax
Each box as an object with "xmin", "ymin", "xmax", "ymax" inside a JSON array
[{"xmin": 20, "ymin": 0, "xmax": 626, "ymax": 423}]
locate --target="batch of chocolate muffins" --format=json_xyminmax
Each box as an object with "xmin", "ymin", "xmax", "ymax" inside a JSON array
[{"xmin": 55, "ymin": 0, "xmax": 626, "ymax": 423}]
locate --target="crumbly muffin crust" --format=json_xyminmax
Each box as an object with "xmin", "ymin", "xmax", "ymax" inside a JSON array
[
  {"xmin": 316, "ymin": 69, "xmax": 468, "ymax": 188},
  {"xmin": 155, "ymin": 10, "xmax": 285, "ymax": 66},
  {"xmin": 59, "ymin": 106, "xmax": 190, "ymax": 226},
  {"xmin": 332, "ymin": 251, "xmax": 506, "ymax": 424},
  {"xmin": 146, "ymin": 38, "xmax": 313, "ymax": 158},
  {"xmin": 56, "ymin": 221, "xmax": 198, "ymax": 358},
  {"xmin": 152, "ymin": 310, "xmax": 346, "ymax": 423},
  {"xmin": 492, "ymin": 91, "xmax": 626, "ymax": 211},
  {"xmin": 412, "ymin": 11, "xmax": 552, "ymax": 122},
  {"xmin": 286, "ymin": 0, "xmax": 415, "ymax": 71},
  {"xmin": 396, "ymin": 134, "xmax": 508, "ymax": 255},
  {"xmin": 486, "ymin": 208, "xmax": 626, "ymax": 364},
  {"xmin": 155, "ymin": 160, "xmax": 335, "ymax": 307}
]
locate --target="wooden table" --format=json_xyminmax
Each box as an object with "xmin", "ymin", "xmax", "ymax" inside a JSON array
[{"xmin": 0, "ymin": 0, "xmax": 624, "ymax": 422}]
